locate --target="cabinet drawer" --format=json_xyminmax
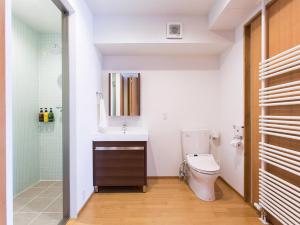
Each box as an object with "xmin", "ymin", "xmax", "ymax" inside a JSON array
[
  {"xmin": 93, "ymin": 149, "xmax": 146, "ymax": 186},
  {"xmin": 94, "ymin": 176, "xmax": 145, "ymax": 186}
]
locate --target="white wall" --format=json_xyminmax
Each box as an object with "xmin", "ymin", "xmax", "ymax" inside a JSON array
[
  {"xmin": 102, "ymin": 57, "xmax": 221, "ymax": 176},
  {"xmin": 218, "ymin": 4, "xmax": 262, "ymax": 196},
  {"xmin": 219, "ymin": 26, "xmax": 244, "ymax": 195},
  {"xmin": 103, "ymin": 55, "xmax": 219, "ymax": 71},
  {"xmin": 67, "ymin": 0, "xmax": 102, "ymax": 218},
  {"xmin": 94, "ymin": 15, "xmax": 233, "ymax": 44}
]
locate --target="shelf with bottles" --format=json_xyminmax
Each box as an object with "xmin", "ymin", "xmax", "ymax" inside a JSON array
[{"xmin": 39, "ymin": 108, "xmax": 55, "ymax": 123}]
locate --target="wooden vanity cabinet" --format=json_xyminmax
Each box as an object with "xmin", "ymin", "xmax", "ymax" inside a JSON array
[{"xmin": 93, "ymin": 141, "xmax": 147, "ymax": 192}]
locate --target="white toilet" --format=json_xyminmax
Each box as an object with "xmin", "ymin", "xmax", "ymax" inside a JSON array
[{"xmin": 181, "ymin": 129, "xmax": 220, "ymax": 201}]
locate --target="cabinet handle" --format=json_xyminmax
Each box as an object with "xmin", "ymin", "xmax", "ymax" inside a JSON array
[{"xmin": 95, "ymin": 146, "xmax": 144, "ymax": 151}]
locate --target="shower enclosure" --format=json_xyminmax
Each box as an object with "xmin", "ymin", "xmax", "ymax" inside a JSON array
[{"xmin": 12, "ymin": 0, "xmax": 67, "ymax": 224}]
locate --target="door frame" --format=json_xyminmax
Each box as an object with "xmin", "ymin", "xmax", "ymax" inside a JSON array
[
  {"xmin": 51, "ymin": 0, "xmax": 74, "ymax": 223},
  {"xmin": 243, "ymin": 0, "xmax": 276, "ymax": 204},
  {"xmin": 0, "ymin": 0, "xmax": 6, "ymax": 224}
]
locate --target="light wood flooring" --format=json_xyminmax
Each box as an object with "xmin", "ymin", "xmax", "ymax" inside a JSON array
[{"xmin": 67, "ymin": 178, "xmax": 261, "ymax": 225}]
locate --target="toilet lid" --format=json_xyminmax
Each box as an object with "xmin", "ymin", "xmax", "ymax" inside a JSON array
[{"xmin": 187, "ymin": 154, "xmax": 220, "ymax": 173}]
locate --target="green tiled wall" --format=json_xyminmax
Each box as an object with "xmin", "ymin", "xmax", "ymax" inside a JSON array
[{"xmin": 12, "ymin": 15, "xmax": 40, "ymax": 196}]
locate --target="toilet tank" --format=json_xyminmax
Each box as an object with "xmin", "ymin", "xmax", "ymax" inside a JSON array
[{"xmin": 181, "ymin": 129, "xmax": 210, "ymax": 156}]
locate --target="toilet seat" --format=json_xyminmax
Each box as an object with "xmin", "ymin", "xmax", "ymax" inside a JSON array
[{"xmin": 187, "ymin": 154, "xmax": 220, "ymax": 175}]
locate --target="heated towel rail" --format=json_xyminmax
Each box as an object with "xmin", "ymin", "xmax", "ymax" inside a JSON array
[{"xmin": 258, "ymin": 42, "xmax": 300, "ymax": 225}]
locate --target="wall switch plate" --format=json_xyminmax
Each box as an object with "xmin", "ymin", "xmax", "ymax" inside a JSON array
[{"xmin": 233, "ymin": 125, "xmax": 244, "ymax": 137}]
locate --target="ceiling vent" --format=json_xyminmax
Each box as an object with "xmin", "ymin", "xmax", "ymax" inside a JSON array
[{"xmin": 166, "ymin": 22, "xmax": 183, "ymax": 39}]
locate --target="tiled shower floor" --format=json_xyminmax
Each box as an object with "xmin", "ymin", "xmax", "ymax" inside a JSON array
[{"xmin": 14, "ymin": 181, "xmax": 63, "ymax": 225}]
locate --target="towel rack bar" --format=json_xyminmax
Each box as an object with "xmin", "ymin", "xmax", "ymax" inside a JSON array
[
  {"xmin": 259, "ymin": 41, "xmax": 300, "ymax": 224},
  {"xmin": 259, "ymin": 101, "xmax": 300, "ymax": 107},
  {"xmin": 260, "ymin": 53, "xmax": 300, "ymax": 72},
  {"xmin": 260, "ymin": 58, "xmax": 300, "ymax": 76},
  {"xmin": 259, "ymin": 188, "xmax": 300, "ymax": 216},
  {"xmin": 258, "ymin": 179, "xmax": 300, "ymax": 203},
  {"xmin": 259, "ymin": 153, "xmax": 300, "ymax": 172},
  {"xmin": 259, "ymin": 91, "xmax": 300, "ymax": 99},
  {"xmin": 260, "ymin": 85, "xmax": 300, "ymax": 96},
  {"xmin": 260, "ymin": 147, "xmax": 300, "ymax": 162},
  {"xmin": 259, "ymin": 44, "xmax": 300, "ymax": 65},
  {"xmin": 259, "ymin": 196, "xmax": 299, "ymax": 224},
  {"xmin": 259, "ymin": 119, "xmax": 300, "ymax": 125},
  {"xmin": 260, "ymin": 169, "xmax": 300, "ymax": 192},
  {"xmin": 259, "ymin": 80, "xmax": 300, "ymax": 92},
  {"xmin": 259, "ymin": 130, "xmax": 300, "ymax": 140},
  {"xmin": 259, "ymin": 127, "xmax": 300, "ymax": 135},
  {"xmin": 260, "ymin": 59, "xmax": 300, "ymax": 77},
  {"xmin": 259, "ymin": 146, "xmax": 300, "ymax": 160},
  {"xmin": 259, "ymin": 123, "xmax": 300, "ymax": 131},
  {"xmin": 259, "ymin": 142, "xmax": 300, "ymax": 156},
  {"xmin": 259, "ymin": 152, "xmax": 300, "ymax": 170},
  {"xmin": 259, "ymin": 64, "xmax": 300, "ymax": 80},
  {"xmin": 259, "ymin": 95, "xmax": 300, "ymax": 103},
  {"xmin": 259, "ymin": 116, "xmax": 300, "ymax": 120},
  {"xmin": 259, "ymin": 157, "xmax": 300, "ymax": 176}
]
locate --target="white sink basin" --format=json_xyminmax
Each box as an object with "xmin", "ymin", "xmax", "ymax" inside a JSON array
[{"xmin": 93, "ymin": 127, "xmax": 148, "ymax": 141}]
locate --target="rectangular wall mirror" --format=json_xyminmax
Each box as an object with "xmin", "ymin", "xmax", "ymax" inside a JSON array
[{"xmin": 109, "ymin": 72, "xmax": 140, "ymax": 117}]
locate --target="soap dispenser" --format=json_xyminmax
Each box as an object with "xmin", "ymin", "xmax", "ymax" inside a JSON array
[
  {"xmin": 48, "ymin": 108, "xmax": 55, "ymax": 122},
  {"xmin": 39, "ymin": 108, "xmax": 44, "ymax": 122},
  {"xmin": 44, "ymin": 108, "xmax": 49, "ymax": 123}
]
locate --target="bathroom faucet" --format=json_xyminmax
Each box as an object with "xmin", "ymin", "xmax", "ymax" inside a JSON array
[{"xmin": 122, "ymin": 122, "xmax": 127, "ymax": 134}]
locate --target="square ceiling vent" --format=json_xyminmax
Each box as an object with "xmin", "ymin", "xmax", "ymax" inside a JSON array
[{"xmin": 166, "ymin": 22, "xmax": 183, "ymax": 39}]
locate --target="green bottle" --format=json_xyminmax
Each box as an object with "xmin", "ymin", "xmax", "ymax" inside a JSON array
[{"xmin": 48, "ymin": 108, "xmax": 55, "ymax": 122}]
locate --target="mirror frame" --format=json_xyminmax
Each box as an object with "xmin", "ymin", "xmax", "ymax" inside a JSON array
[{"xmin": 108, "ymin": 73, "xmax": 141, "ymax": 117}]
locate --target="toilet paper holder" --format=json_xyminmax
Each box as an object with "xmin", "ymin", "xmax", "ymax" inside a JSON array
[
  {"xmin": 231, "ymin": 125, "xmax": 244, "ymax": 148},
  {"xmin": 233, "ymin": 125, "xmax": 244, "ymax": 140}
]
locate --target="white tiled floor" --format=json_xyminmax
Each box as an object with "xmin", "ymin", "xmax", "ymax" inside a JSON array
[{"xmin": 14, "ymin": 181, "xmax": 63, "ymax": 225}]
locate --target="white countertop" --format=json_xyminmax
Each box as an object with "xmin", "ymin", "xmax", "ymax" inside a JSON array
[{"xmin": 93, "ymin": 127, "xmax": 149, "ymax": 142}]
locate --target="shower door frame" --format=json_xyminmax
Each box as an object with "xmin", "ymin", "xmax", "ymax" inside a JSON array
[
  {"xmin": 4, "ymin": 0, "xmax": 74, "ymax": 224},
  {"xmin": 52, "ymin": 0, "xmax": 73, "ymax": 224},
  {"xmin": 0, "ymin": 0, "xmax": 6, "ymax": 224}
]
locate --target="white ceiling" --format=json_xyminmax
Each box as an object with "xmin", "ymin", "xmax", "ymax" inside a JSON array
[
  {"xmin": 96, "ymin": 42, "xmax": 231, "ymax": 56},
  {"xmin": 209, "ymin": 0, "xmax": 261, "ymax": 30},
  {"xmin": 84, "ymin": 0, "xmax": 216, "ymax": 16},
  {"xmin": 12, "ymin": 0, "xmax": 61, "ymax": 33}
]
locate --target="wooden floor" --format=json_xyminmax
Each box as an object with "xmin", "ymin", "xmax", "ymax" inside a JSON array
[{"xmin": 67, "ymin": 178, "xmax": 261, "ymax": 225}]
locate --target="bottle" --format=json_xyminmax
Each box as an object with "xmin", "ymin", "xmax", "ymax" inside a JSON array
[
  {"xmin": 39, "ymin": 108, "xmax": 44, "ymax": 122},
  {"xmin": 48, "ymin": 108, "xmax": 55, "ymax": 122},
  {"xmin": 44, "ymin": 108, "xmax": 49, "ymax": 123}
]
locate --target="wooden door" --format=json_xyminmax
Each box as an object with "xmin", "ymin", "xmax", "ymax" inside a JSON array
[
  {"xmin": 245, "ymin": 0, "xmax": 300, "ymax": 224},
  {"xmin": 266, "ymin": 0, "xmax": 300, "ymax": 224},
  {"xmin": 0, "ymin": 0, "xmax": 6, "ymax": 224}
]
